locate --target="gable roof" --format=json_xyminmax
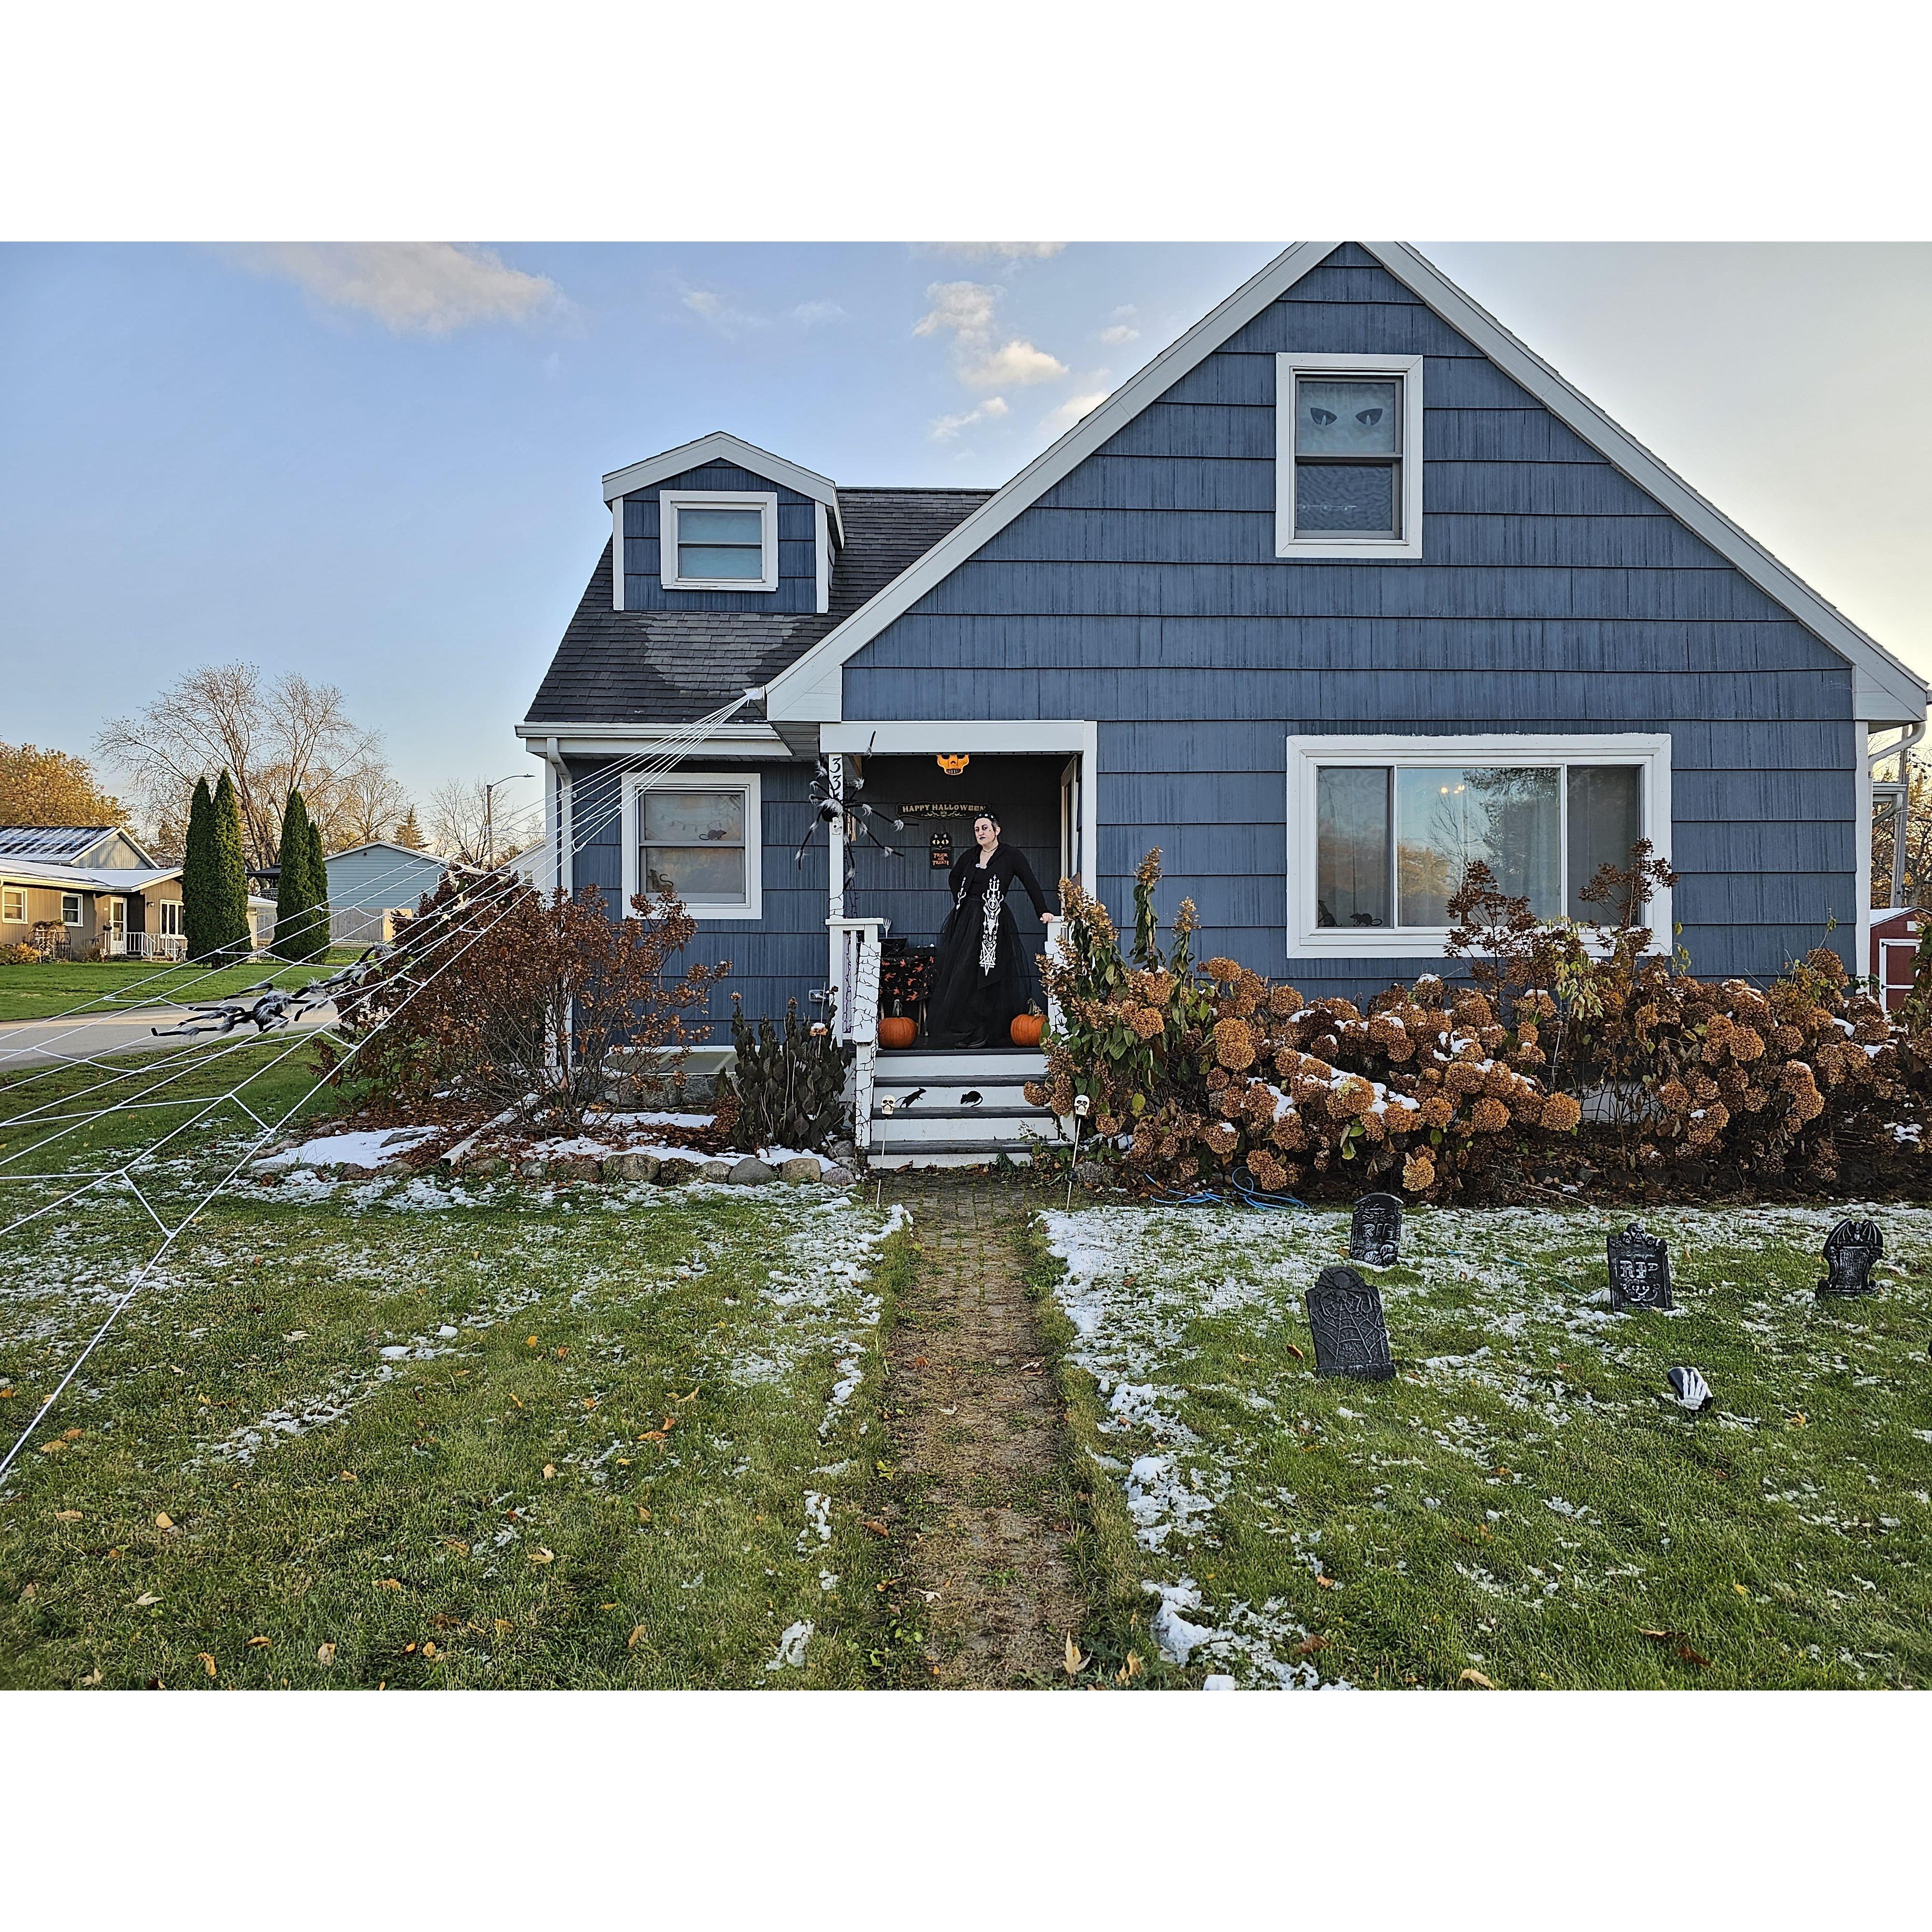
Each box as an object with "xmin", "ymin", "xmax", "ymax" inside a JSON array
[
  {"xmin": 0, "ymin": 858, "xmax": 181, "ymax": 891},
  {"xmin": 521, "ymin": 488, "xmax": 993, "ymax": 732},
  {"xmin": 324, "ymin": 841, "xmax": 455, "ymax": 866},
  {"xmin": 760, "ymin": 241, "xmax": 1928, "ymax": 728},
  {"xmin": 0, "ymin": 825, "xmax": 159, "ymax": 867},
  {"xmin": 601, "ymin": 430, "xmax": 844, "ymax": 541}
]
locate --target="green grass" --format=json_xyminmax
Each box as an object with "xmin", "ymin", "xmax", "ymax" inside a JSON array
[
  {"xmin": 0, "ymin": 1050, "xmax": 905, "ymax": 1688},
  {"xmin": 0, "ymin": 953, "xmax": 360, "ymax": 1024},
  {"xmin": 1039, "ymin": 1200, "xmax": 1932, "ymax": 1690}
]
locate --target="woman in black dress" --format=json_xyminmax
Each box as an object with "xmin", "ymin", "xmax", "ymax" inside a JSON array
[{"xmin": 926, "ymin": 810, "xmax": 1053, "ymax": 1048}]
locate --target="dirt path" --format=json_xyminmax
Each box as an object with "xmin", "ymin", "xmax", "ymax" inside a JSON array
[{"xmin": 880, "ymin": 1173, "xmax": 1084, "ymax": 1688}]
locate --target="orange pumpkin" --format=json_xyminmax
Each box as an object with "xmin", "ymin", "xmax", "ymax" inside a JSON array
[
  {"xmin": 878, "ymin": 1015, "xmax": 917, "ymax": 1049},
  {"xmin": 1009, "ymin": 1011, "xmax": 1044, "ymax": 1048}
]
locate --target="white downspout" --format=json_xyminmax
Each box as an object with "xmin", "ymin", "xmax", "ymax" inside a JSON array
[{"xmin": 1863, "ymin": 721, "xmax": 1926, "ymax": 972}]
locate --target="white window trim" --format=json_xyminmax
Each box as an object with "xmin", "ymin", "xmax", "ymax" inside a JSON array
[
  {"xmin": 1, "ymin": 886, "xmax": 24, "ymax": 923},
  {"xmin": 1285, "ymin": 732, "xmax": 1673, "ymax": 959},
  {"xmin": 157, "ymin": 898, "xmax": 183, "ymax": 937},
  {"xmin": 61, "ymin": 893, "xmax": 83, "ymax": 925},
  {"xmin": 1276, "ymin": 353, "xmax": 1424, "ymax": 561},
  {"xmin": 658, "ymin": 490, "xmax": 779, "ymax": 594},
  {"xmin": 622, "ymin": 770, "xmax": 763, "ymax": 921}
]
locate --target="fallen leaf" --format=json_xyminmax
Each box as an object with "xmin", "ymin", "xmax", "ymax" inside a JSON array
[
  {"xmin": 1787, "ymin": 1413, "xmax": 1807, "ymax": 1428},
  {"xmin": 554, "ymin": 1345, "xmax": 568, "ymax": 1358},
  {"xmin": 1458, "ymin": 1668, "xmax": 1496, "ymax": 1690},
  {"xmin": 403, "ymin": 1643, "xmax": 417, "ymax": 1655},
  {"xmin": 317, "ymin": 1643, "xmax": 337, "ymax": 1664},
  {"xmin": 494, "ymin": 1619, "xmax": 515, "ymax": 1637},
  {"xmin": 54, "ymin": 1509, "xmax": 82, "ymax": 1523},
  {"xmin": 634, "ymin": 1505, "xmax": 653, "ymax": 1523},
  {"xmin": 1114, "ymin": 1651, "xmax": 1143, "ymax": 1684},
  {"xmin": 373, "ymin": 1577, "xmax": 403, "ymax": 1591},
  {"xmin": 528, "ymin": 1548, "xmax": 555, "ymax": 1564},
  {"xmin": 79, "ymin": 1667, "xmax": 103, "ymax": 1687},
  {"xmin": 422, "ymin": 1642, "xmax": 438, "ymax": 1658},
  {"xmin": 1063, "ymin": 1633, "xmax": 1088, "ymax": 1677},
  {"xmin": 62, "ymin": 1427, "xmax": 81, "ymax": 1441},
  {"xmin": 526, "ymin": 1336, "xmax": 539, "ymax": 1348},
  {"xmin": 508, "ymin": 1393, "xmax": 524, "ymax": 1410},
  {"xmin": 876, "ymin": 1576, "xmax": 901, "ymax": 1594},
  {"xmin": 862, "ymin": 1519, "xmax": 890, "ymax": 1537},
  {"xmin": 338, "ymin": 1470, "xmax": 356, "ymax": 1482},
  {"xmin": 1285, "ymin": 1343, "xmax": 1305, "ymax": 1362},
  {"xmin": 198, "ymin": 1653, "xmax": 218, "ymax": 1679},
  {"xmin": 247, "ymin": 1635, "xmax": 271, "ymax": 1648},
  {"xmin": 1315, "ymin": 1575, "xmax": 1336, "ymax": 1589},
  {"xmin": 1293, "ymin": 1634, "xmax": 1328, "ymax": 1658},
  {"xmin": 40, "ymin": 1441, "xmax": 66, "ymax": 1455},
  {"xmin": 583, "ymin": 1397, "xmax": 597, "ymax": 1411},
  {"xmin": 542, "ymin": 1464, "xmax": 556, "ymax": 1479},
  {"xmin": 1639, "ymin": 1628, "xmax": 1710, "ymax": 1669},
  {"xmin": 154, "ymin": 1513, "xmax": 173, "ymax": 1529},
  {"xmin": 910, "ymin": 1355, "xmax": 930, "ymax": 1369},
  {"xmin": 627, "ymin": 1625, "xmax": 645, "ymax": 1650},
  {"xmin": 132, "ymin": 1591, "xmax": 162, "ymax": 1608},
  {"xmin": 442, "ymin": 1538, "xmax": 471, "ymax": 1555},
  {"xmin": 1733, "ymin": 1582, "xmax": 1750, "ymax": 1598}
]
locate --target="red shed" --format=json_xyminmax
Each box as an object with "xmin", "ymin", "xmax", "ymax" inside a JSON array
[{"xmin": 1870, "ymin": 909, "xmax": 1925, "ymax": 1010}]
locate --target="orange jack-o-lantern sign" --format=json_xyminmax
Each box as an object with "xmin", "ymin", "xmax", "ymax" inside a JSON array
[{"xmin": 936, "ymin": 753, "xmax": 970, "ymax": 776}]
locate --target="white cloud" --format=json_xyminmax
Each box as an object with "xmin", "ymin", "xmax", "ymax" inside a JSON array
[
  {"xmin": 787, "ymin": 300, "xmax": 845, "ymax": 327},
  {"xmin": 930, "ymin": 396, "xmax": 1009, "ymax": 440},
  {"xmin": 1043, "ymin": 390, "xmax": 1111, "ymax": 432},
  {"xmin": 923, "ymin": 242, "xmax": 1067, "ymax": 261},
  {"xmin": 915, "ymin": 279, "xmax": 1068, "ymax": 390},
  {"xmin": 236, "ymin": 242, "xmax": 563, "ymax": 335},
  {"xmin": 1100, "ymin": 323, "xmax": 1140, "ymax": 345},
  {"xmin": 680, "ymin": 285, "xmax": 768, "ymax": 335}
]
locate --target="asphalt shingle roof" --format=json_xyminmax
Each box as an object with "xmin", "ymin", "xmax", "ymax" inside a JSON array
[{"xmin": 522, "ymin": 488, "xmax": 993, "ymax": 727}]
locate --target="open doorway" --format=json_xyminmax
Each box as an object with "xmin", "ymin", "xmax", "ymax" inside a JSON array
[{"xmin": 842, "ymin": 752, "xmax": 1065, "ymax": 1024}]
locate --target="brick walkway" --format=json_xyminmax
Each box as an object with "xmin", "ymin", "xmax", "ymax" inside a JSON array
[{"xmin": 880, "ymin": 1173, "xmax": 1083, "ymax": 1688}]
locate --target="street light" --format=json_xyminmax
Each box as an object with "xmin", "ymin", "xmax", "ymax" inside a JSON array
[{"xmin": 483, "ymin": 772, "xmax": 534, "ymax": 868}]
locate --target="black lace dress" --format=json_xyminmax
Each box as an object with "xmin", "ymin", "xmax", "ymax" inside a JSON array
[{"xmin": 926, "ymin": 843, "xmax": 1051, "ymax": 1047}]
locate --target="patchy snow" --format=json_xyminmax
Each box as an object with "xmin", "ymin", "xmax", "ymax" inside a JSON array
[
  {"xmin": 259, "ymin": 1127, "xmax": 437, "ymax": 1169},
  {"xmin": 766, "ymin": 1619, "xmax": 813, "ymax": 1670}
]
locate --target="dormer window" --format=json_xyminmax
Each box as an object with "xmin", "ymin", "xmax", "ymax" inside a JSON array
[
  {"xmin": 1276, "ymin": 354, "xmax": 1424, "ymax": 560},
  {"xmin": 660, "ymin": 490, "xmax": 779, "ymax": 592}
]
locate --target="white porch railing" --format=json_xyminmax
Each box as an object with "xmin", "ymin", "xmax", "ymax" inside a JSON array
[
  {"xmin": 1040, "ymin": 914, "xmax": 1065, "ymax": 1036},
  {"xmin": 125, "ymin": 931, "xmax": 187, "ymax": 961},
  {"xmin": 828, "ymin": 915, "xmax": 888, "ymax": 1151}
]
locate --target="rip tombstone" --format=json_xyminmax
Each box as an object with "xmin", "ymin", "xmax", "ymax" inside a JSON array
[
  {"xmin": 1350, "ymin": 1192, "xmax": 1403, "ymax": 1267},
  {"xmin": 1818, "ymin": 1218, "xmax": 1883, "ymax": 1299},
  {"xmin": 1305, "ymin": 1266, "xmax": 1394, "ymax": 1381},
  {"xmin": 1607, "ymin": 1224, "xmax": 1673, "ymax": 1311}
]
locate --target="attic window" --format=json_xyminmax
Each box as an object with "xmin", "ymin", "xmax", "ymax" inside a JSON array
[
  {"xmin": 660, "ymin": 491, "xmax": 779, "ymax": 592},
  {"xmin": 1276, "ymin": 354, "xmax": 1424, "ymax": 560}
]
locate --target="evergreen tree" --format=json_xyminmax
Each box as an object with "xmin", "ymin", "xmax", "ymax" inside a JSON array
[
  {"xmin": 274, "ymin": 790, "xmax": 322, "ymax": 958},
  {"xmin": 394, "ymin": 807, "xmax": 425, "ymax": 850},
  {"xmin": 183, "ymin": 776, "xmax": 214, "ymax": 960},
  {"xmin": 210, "ymin": 769, "xmax": 251, "ymax": 956},
  {"xmin": 305, "ymin": 818, "xmax": 330, "ymax": 961}
]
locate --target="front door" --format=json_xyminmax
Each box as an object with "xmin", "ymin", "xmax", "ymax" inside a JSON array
[{"xmin": 107, "ymin": 897, "xmax": 126, "ymax": 955}]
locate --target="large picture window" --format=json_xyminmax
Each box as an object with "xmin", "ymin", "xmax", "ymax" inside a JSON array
[
  {"xmin": 659, "ymin": 491, "xmax": 779, "ymax": 593},
  {"xmin": 1276, "ymin": 354, "xmax": 1424, "ymax": 560},
  {"xmin": 622, "ymin": 772, "xmax": 762, "ymax": 920},
  {"xmin": 1287, "ymin": 735, "xmax": 1670, "ymax": 957}
]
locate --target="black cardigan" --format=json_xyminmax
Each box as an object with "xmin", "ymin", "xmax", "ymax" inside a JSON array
[{"xmin": 948, "ymin": 842, "xmax": 1051, "ymax": 918}]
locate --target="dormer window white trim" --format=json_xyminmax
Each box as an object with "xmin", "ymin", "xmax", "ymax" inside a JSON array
[
  {"xmin": 659, "ymin": 491, "xmax": 779, "ymax": 593},
  {"xmin": 1276, "ymin": 353, "xmax": 1424, "ymax": 560}
]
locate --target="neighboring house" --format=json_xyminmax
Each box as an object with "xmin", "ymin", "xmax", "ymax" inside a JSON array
[
  {"xmin": 0, "ymin": 826, "xmax": 187, "ymax": 959},
  {"xmin": 324, "ymin": 840, "xmax": 456, "ymax": 946},
  {"xmin": 518, "ymin": 242, "xmax": 1928, "ymax": 1046}
]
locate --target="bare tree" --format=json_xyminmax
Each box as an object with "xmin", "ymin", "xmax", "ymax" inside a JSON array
[
  {"xmin": 332, "ymin": 759, "xmax": 416, "ymax": 851},
  {"xmin": 1872, "ymin": 748, "xmax": 1932, "ymax": 909},
  {"xmin": 95, "ymin": 661, "xmax": 406, "ymax": 869},
  {"xmin": 429, "ymin": 777, "xmax": 541, "ymax": 867}
]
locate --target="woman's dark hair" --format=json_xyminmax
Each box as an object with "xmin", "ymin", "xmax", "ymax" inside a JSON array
[{"xmin": 973, "ymin": 809, "xmax": 1002, "ymax": 830}]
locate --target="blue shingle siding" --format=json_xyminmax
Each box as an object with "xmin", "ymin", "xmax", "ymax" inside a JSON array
[
  {"xmin": 617, "ymin": 461, "xmax": 822, "ymax": 615},
  {"xmin": 565, "ymin": 754, "xmax": 824, "ymax": 1039},
  {"xmin": 841, "ymin": 246, "xmax": 1859, "ymax": 995}
]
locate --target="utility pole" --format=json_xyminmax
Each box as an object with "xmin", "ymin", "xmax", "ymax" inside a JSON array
[{"xmin": 482, "ymin": 772, "xmax": 534, "ymax": 869}]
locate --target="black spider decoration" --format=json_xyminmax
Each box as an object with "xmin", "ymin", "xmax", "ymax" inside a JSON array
[{"xmin": 794, "ymin": 747, "xmax": 905, "ymax": 888}]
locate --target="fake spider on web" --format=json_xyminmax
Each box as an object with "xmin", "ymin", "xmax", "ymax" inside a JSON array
[
  {"xmin": 148, "ymin": 946, "xmax": 398, "ymax": 1039},
  {"xmin": 794, "ymin": 749, "xmax": 906, "ymax": 890}
]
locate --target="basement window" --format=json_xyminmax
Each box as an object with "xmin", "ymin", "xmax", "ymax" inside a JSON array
[{"xmin": 659, "ymin": 491, "xmax": 779, "ymax": 592}]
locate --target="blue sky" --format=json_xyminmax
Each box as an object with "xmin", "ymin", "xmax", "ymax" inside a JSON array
[{"xmin": 5, "ymin": 241, "xmax": 1930, "ymax": 820}]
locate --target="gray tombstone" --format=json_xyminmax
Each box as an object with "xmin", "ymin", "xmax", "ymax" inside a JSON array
[
  {"xmin": 1818, "ymin": 1218, "xmax": 1883, "ymax": 1299},
  {"xmin": 1350, "ymin": 1192, "xmax": 1403, "ymax": 1267},
  {"xmin": 1607, "ymin": 1224, "xmax": 1673, "ymax": 1311},
  {"xmin": 1305, "ymin": 1265, "xmax": 1395, "ymax": 1381}
]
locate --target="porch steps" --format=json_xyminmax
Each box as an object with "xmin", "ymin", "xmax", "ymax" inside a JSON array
[{"xmin": 865, "ymin": 1047, "xmax": 1061, "ymax": 1170}]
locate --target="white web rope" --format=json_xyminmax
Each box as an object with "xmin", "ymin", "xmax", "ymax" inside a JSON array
[{"xmin": 0, "ymin": 694, "xmax": 764, "ymax": 1481}]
